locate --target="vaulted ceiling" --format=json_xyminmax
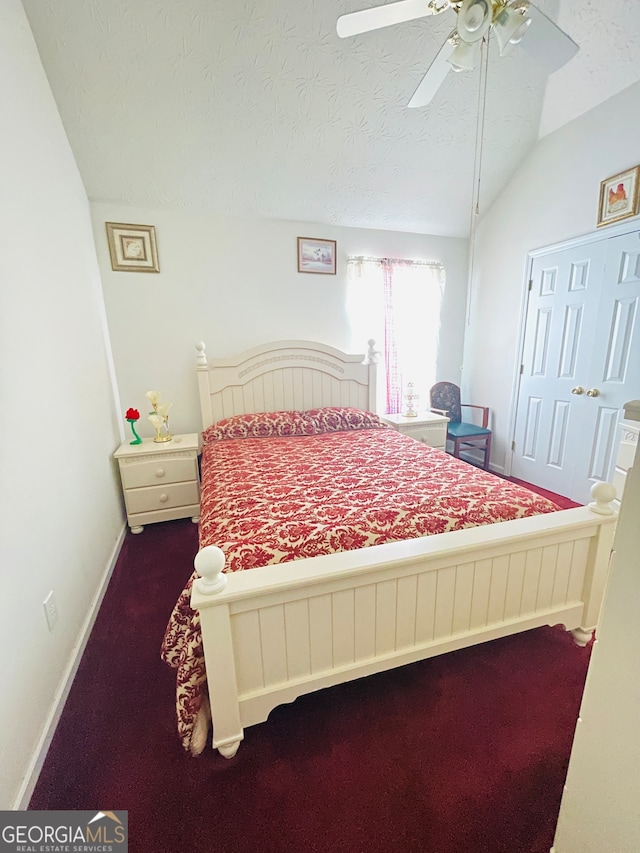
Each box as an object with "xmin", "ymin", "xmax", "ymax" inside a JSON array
[{"xmin": 22, "ymin": 0, "xmax": 640, "ymax": 237}]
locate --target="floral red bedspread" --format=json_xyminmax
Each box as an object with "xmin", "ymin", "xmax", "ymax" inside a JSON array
[{"xmin": 161, "ymin": 409, "xmax": 558, "ymax": 754}]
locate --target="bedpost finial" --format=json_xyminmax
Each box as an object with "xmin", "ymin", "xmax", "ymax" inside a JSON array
[
  {"xmin": 588, "ymin": 481, "xmax": 616, "ymax": 515},
  {"xmin": 366, "ymin": 339, "xmax": 380, "ymax": 364},
  {"xmin": 195, "ymin": 341, "xmax": 207, "ymax": 367},
  {"xmin": 194, "ymin": 545, "xmax": 227, "ymax": 594}
]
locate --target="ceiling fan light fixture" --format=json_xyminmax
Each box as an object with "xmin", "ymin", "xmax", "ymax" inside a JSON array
[
  {"xmin": 336, "ymin": 0, "xmax": 579, "ymax": 109},
  {"xmin": 494, "ymin": 5, "xmax": 532, "ymax": 55},
  {"xmin": 447, "ymin": 37, "xmax": 481, "ymax": 71}
]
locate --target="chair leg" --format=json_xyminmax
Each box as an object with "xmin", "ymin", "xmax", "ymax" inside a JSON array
[{"xmin": 483, "ymin": 434, "xmax": 492, "ymax": 470}]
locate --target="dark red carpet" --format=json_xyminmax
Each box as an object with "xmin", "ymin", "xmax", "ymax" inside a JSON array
[{"xmin": 30, "ymin": 510, "xmax": 591, "ymax": 853}]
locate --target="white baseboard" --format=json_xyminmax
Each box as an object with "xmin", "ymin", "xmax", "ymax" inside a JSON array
[
  {"xmin": 457, "ymin": 449, "xmax": 504, "ymax": 477},
  {"xmin": 13, "ymin": 523, "xmax": 127, "ymax": 810},
  {"xmin": 458, "ymin": 456, "xmax": 505, "ymax": 476}
]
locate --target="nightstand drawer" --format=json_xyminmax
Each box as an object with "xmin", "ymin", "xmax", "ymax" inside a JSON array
[
  {"xmin": 399, "ymin": 422, "xmax": 446, "ymax": 447},
  {"xmin": 381, "ymin": 413, "xmax": 449, "ymax": 450},
  {"xmin": 126, "ymin": 503, "xmax": 201, "ymax": 528},
  {"xmin": 119, "ymin": 456, "xmax": 198, "ymax": 490},
  {"xmin": 124, "ymin": 481, "xmax": 200, "ymax": 515}
]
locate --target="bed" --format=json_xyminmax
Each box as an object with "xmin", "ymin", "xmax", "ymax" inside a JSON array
[{"xmin": 162, "ymin": 340, "xmax": 618, "ymax": 758}]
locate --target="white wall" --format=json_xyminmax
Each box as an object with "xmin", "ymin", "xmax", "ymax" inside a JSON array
[
  {"xmin": 552, "ymin": 413, "xmax": 640, "ymax": 853},
  {"xmin": 463, "ymin": 81, "xmax": 640, "ymax": 473},
  {"xmin": 91, "ymin": 204, "xmax": 468, "ymax": 436},
  {"xmin": 0, "ymin": 0, "xmax": 124, "ymax": 809}
]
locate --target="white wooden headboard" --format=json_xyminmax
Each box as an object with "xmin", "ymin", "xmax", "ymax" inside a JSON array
[{"xmin": 195, "ymin": 339, "xmax": 379, "ymax": 429}]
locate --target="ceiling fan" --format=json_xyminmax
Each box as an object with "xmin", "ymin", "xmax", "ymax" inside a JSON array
[{"xmin": 336, "ymin": 0, "xmax": 578, "ymax": 108}]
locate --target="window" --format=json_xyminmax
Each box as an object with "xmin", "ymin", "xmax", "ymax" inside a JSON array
[{"xmin": 347, "ymin": 256, "xmax": 445, "ymax": 414}]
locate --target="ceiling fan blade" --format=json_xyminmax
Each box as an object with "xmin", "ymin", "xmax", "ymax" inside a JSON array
[
  {"xmin": 337, "ymin": 0, "xmax": 442, "ymax": 38},
  {"xmin": 518, "ymin": 3, "xmax": 579, "ymax": 73},
  {"xmin": 407, "ymin": 36, "xmax": 455, "ymax": 108}
]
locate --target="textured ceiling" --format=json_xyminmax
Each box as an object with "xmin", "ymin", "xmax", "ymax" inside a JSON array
[{"xmin": 22, "ymin": 0, "xmax": 640, "ymax": 237}]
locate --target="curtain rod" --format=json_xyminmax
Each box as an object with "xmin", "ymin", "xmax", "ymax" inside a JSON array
[{"xmin": 347, "ymin": 255, "xmax": 443, "ymax": 268}]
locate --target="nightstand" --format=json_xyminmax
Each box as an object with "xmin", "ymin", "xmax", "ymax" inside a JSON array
[
  {"xmin": 114, "ymin": 433, "xmax": 201, "ymax": 534},
  {"xmin": 382, "ymin": 412, "xmax": 449, "ymax": 450}
]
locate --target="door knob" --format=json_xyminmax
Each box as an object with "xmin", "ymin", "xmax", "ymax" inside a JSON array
[
  {"xmin": 586, "ymin": 388, "xmax": 600, "ymax": 397},
  {"xmin": 571, "ymin": 386, "xmax": 584, "ymax": 395}
]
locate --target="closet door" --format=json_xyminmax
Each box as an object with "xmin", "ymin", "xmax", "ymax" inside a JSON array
[
  {"xmin": 512, "ymin": 228, "xmax": 640, "ymax": 504},
  {"xmin": 571, "ymin": 231, "xmax": 640, "ymax": 502}
]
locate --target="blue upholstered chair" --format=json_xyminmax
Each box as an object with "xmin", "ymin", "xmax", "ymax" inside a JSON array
[{"xmin": 430, "ymin": 382, "xmax": 492, "ymax": 470}]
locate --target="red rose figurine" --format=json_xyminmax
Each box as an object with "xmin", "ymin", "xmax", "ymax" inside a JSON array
[{"xmin": 125, "ymin": 408, "xmax": 142, "ymax": 445}]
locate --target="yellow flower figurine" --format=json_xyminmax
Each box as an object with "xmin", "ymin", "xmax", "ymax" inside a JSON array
[{"xmin": 146, "ymin": 390, "xmax": 173, "ymax": 442}]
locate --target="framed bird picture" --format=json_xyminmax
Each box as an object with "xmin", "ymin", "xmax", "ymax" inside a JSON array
[{"xmin": 597, "ymin": 166, "xmax": 640, "ymax": 227}]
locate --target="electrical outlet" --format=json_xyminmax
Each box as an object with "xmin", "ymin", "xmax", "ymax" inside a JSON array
[{"xmin": 43, "ymin": 590, "xmax": 58, "ymax": 631}]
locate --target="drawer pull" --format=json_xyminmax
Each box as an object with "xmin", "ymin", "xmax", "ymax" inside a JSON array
[
  {"xmin": 159, "ymin": 494, "xmax": 169, "ymax": 503},
  {"xmin": 155, "ymin": 468, "xmax": 165, "ymax": 478}
]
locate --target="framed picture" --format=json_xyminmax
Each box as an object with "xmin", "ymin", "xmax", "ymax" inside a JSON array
[
  {"xmin": 297, "ymin": 237, "xmax": 337, "ymax": 275},
  {"xmin": 105, "ymin": 222, "xmax": 160, "ymax": 272},
  {"xmin": 597, "ymin": 166, "xmax": 640, "ymax": 227}
]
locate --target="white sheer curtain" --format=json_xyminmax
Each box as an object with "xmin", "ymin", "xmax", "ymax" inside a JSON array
[{"xmin": 347, "ymin": 256, "xmax": 445, "ymax": 414}]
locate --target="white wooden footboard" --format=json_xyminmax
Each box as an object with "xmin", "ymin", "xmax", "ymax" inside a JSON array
[{"xmin": 191, "ymin": 486, "xmax": 616, "ymax": 759}]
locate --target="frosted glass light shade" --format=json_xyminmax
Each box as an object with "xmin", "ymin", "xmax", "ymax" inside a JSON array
[
  {"xmin": 457, "ymin": 0, "xmax": 492, "ymax": 43},
  {"xmin": 447, "ymin": 38, "xmax": 481, "ymax": 71},
  {"xmin": 494, "ymin": 7, "xmax": 531, "ymax": 55}
]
